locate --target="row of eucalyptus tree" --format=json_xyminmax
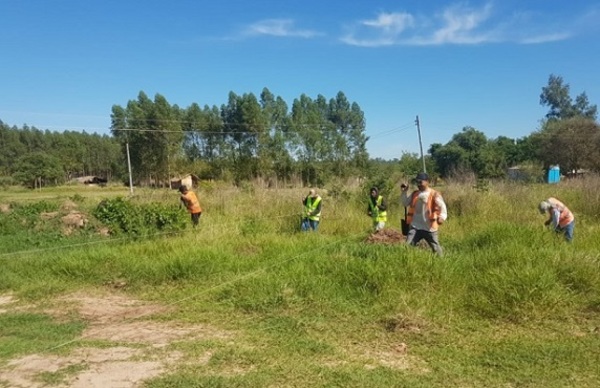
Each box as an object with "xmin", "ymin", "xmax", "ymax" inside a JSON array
[{"xmin": 110, "ymin": 88, "xmax": 368, "ymax": 186}]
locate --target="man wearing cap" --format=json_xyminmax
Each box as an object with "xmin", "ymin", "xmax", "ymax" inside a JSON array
[
  {"xmin": 368, "ymin": 187, "xmax": 387, "ymax": 232},
  {"xmin": 301, "ymin": 189, "xmax": 322, "ymax": 232},
  {"xmin": 400, "ymin": 172, "xmax": 448, "ymax": 256},
  {"xmin": 538, "ymin": 197, "xmax": 574, "ymax": 242},
  {"xmin": 179, "ymin": 185, "xmax": 202, "ymax": 227}
]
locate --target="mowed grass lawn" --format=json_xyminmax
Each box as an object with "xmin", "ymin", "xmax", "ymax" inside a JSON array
[{"xmin": 1, "ymin": 180, "xmax": 599, "ymax": 387}]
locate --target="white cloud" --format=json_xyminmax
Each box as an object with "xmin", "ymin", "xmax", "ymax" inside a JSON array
[
  {"xmin": 428, "ymin": 2, "xmax": 493, "ymax": 44},
  {"xmin": 340, "ymin": 12, "xmax": 414, "ymax": 47},
  {"xmin": 243, "ymin": 19, "xmax": 320, "ymax": 38},
  {"xmin": 519, "ymin": 33, "xmax": 572, "ymax": 45},
  {"xmin": 341, "ymin": 2, "xmax": 573, "ymax": 47},
  {"xmin": 362, "ymin": 12, "xmax": 415, "ymax": 34}
]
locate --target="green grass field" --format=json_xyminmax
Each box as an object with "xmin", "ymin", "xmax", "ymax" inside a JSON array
[{"xmin": 1, "ymin": 179, "xmax": 599, "ymax": 387}]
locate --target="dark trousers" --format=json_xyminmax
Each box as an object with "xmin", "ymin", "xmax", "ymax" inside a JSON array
[
  {"xmin": 406, "ymin": 227, "xmax": 443, "ymax": 256},
  {"xmin": 191, "ymin": 212, "xmax": 201, "ymax": 226}
]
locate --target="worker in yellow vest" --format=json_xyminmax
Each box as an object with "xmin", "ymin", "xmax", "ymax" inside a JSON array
[
  {"xmin": 401, "ymin": 172, "xmax": 447, "ymax": 255},
  {"xmin": 367, "ymin": 187, "xmax": 387, "ymax": 232},
  {"xmin": 538, "ymin": 197, "xmax": 574, "ymax": 242},
  {"xmin": 301, "ymin": 189, "xmax": 322, "ymax": 231},
  {"xmin": 179, "ymin": 185, "xmax": 202, "ymax": 227}
]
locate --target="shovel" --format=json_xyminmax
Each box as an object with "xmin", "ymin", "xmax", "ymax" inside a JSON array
[{"xmin": 401, "ymin": 207, "xmax": 409, "ymax": 236}]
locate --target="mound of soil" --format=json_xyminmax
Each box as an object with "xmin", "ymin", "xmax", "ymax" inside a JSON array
[
  {"xmin": 61, "ymin": 211, "xmax": 88, "ymax": 228},
  {"xmin": 365, "ymin": 229, "xmax": 406, "ymax": 244}
]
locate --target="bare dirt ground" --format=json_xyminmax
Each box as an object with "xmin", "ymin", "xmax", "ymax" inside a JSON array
[
  {"xmin": 365, "ymin": 228, "xmax": 406, "ymax": 244},
  {"xmin": 0, "ymin": 292, "xmax": 231, "ymax": 388},
  {"xmin": 0, "ymin": 289, "xmax": 428, "ymax": 386}
]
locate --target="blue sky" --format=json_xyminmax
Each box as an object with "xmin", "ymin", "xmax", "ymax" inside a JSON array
[{"xmin": 1, "ymin": 0, "xmax": 599, "ymax": 159}]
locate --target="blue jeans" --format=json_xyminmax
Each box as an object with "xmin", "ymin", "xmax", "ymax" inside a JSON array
[
  {"xmin": 301, "ymin": 218, "xmax": 319, "ymax": 232},
  {"xmin": 557, "ymin": 220, "xmax": 574, "ymax": 242}
]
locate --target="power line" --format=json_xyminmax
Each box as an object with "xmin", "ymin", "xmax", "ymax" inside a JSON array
[
  {"xmin": 368, "ymin": 122, "xmax": 415, "ymax": 140},
  {"xmin": 111, "ymin": 120, "xmax": 418, "ymax": 137},
  {"xmin": 4, "ymin": 115, "xmax": 422, "ymax": 140}
]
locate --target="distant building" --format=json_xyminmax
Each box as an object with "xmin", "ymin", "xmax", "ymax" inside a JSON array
[
  {"xmin": 72, "ymin": 175, "xmax": 108, "ymax": 185},
  {"xmin": 170, "ymin": 173, "xmax": 199, "ymax": 190},
  {"xmin": 565, "ymin": 168, "xmax": 588, "ymax": 179}
]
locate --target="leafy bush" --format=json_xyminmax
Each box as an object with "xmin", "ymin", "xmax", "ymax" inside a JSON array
[{"xmin": 93, "ymin": 197, "xmax": 186, "ymax": 236}]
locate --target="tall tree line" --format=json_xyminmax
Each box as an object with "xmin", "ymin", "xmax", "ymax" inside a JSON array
[
  {"xmin": 2, "ymin": 75, "xmax": 597, "ymax": 188},
  {"xmin": 110, "ymin": 88, "xmax": 368, "ymax": 186},
  {"xmin": 0, "ymin": 121, "xmax": 122, "ymax": 187}
]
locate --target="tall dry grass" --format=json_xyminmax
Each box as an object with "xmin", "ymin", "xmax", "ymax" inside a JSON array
[{"xmin": 1, "ymin": 178, "xmax": 600, "ymax": 386}]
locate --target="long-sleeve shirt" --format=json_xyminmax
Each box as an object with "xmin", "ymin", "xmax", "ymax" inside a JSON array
[
  {"xmin": 545, "ymin": 197, "xmax": 574, "ymax": 229},
  {"xmin": 549, "ymin": 208, "xmax": 561, "ymax": 229},
  {"xmin": 401, "ymin": 189, "xmax": 447, "ymax": 232}
]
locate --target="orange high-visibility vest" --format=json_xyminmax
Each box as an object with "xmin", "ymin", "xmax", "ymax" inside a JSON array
[
  {"xmin": 406, "ymin": 189, "xmax": 441, "ymax": 231},
  {"xmin": 181, "ymin": 191, "xmax": 202, "ymax": 214},
  {"xmin": 548, "ymin": 197, "xmax": 574, "ymax": 227}
]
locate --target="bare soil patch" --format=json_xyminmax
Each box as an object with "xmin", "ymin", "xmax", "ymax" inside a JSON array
[
  {"xmin": 365, "ymin": 228, "xmax": 406, "ymax": 244},
  {"xmin": 0, "ymin": 293, "xmax": 17, "ymax": 314},
  {"xmin": 0, "ymin": 292, "xmax": 231, "ymax": 387}
]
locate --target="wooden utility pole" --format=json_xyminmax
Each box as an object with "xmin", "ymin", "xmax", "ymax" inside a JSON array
[
  {"xmin": 126, "ymin": 142, "xmax": 134, "ymax": 195},
  {"xmin": 415, "ymin": 115, "xmax": 426, "ymax": 173}
]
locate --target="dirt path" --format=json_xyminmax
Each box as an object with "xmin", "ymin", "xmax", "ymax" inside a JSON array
[{"xmin": 0, "ymin": 292, "xmax": 230, "ymax": 387}]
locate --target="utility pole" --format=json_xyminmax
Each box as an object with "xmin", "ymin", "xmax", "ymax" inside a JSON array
[
  {"xmin": 415, "ymin": 115, "xmax": 426, "ymax": 173},
  {"xmin": 126, "ymin": 141, "xmax": 134, "ymax": 195}
]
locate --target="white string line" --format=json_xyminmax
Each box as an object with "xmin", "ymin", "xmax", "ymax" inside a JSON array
[
  {"xmin": 0, "ymin": 209, "xmax": 359, "ymax": 259},
  {"xmin": 0, "ymin": 169, "xmax": 392, "ymax": 259},
  {"xmin": 43, "ymin": 232, "xmax": 364, "ymax": 352},
  {"xmin": 0, "ymin": 230, "xmax": 185, "ymax": 259}
]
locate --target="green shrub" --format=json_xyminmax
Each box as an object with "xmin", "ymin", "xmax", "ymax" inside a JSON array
[{"xmin": 93, "ymin": 197, "xmax": 186, "ymax": 236}]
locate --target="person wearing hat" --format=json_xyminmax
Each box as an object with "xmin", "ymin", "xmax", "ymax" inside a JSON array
[
  {"xmin": 538, "ymin": 197, "xmax": 574, "ymax": 242},
  {"xmin": 301, "ymin": 189, "xmax": 322, "ymax": 232},
  {"xmin": 368, "ymin": 186, "xmax": 387, "ymax": 232},
  {"xmin": 400, "ymin": 172, "xmax": 447, "ymax": 255},
  {"xmin": 179, "ymin": 185, "xmax": 202, "ymax": 226}
]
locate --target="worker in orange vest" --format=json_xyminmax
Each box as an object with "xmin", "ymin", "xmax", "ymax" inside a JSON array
[
  {"xmin": 179, "ymin": 185, "xmax": 202, "ymax": 227},
  {"xmin": 538, "ymin": 197, "xmax": 574, "ymax": 242},
  {"xmin": 400, "ymin": 172, "xmax": 447, "ymax": 256}
]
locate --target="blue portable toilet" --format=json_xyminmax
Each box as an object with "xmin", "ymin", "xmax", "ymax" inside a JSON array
[{"xmin": 547, "ymin": 165, "xmax": 560, "ymax": 183}]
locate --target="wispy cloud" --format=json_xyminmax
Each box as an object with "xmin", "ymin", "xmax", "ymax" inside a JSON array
[
  {"xmin": 519, "ymin": 33, "xmax": 571, "ymax": 45},
  {"xmin": 243, "ymin": 19, "xmax": 320, "ymax": 38},
  {"xmin": 362, "ymin": 12, "xmax": 415, "ymax": 34},
  {"xmin": 341, "ymin": 2, "xmax": 573, "ymax": 47}
]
